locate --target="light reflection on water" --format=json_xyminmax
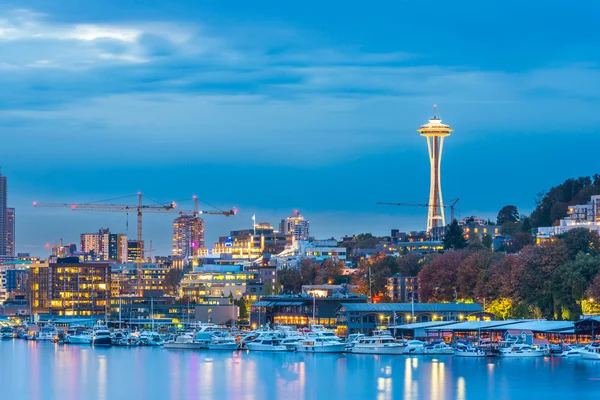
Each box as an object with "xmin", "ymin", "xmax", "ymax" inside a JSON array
[{"xmin": 2, "ymin": 341, "xmax": 600, "ymax": 400}]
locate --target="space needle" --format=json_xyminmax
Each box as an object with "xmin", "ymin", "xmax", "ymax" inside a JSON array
[{"xmin": 417, "ymin": 105, "xmax": 453, "ymax": 233}]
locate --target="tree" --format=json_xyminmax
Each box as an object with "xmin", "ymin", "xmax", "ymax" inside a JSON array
[
  {"xmin": 443, "ymin": 220, "xmax": 468, "ymax": 250},
  {"xmin": 234, "ymin": 297, "xmax": 249, "ymax": 319},
  {"xmin": 418, "ymin": 251, "xmax": 464, "ymax": 302},
  {"xmin": 482, "ymin": 234, "xmax": 493, "ymax": 250},
  {"xmin": 278, "ymin": 268, "xmax": 302, "ymax": 293},
  {"xmin": 520, "ymin": 216, "xmax": 533, "ymax": 233},
  {"xmin": 497, "ymin": 205, "xmax": 519, "ymax": 225},
  {"xmin": 397, "ymin": 254, "xmax": 422, "ymax": 276},
  {"xmin": 486, "ymin": 298, "xmax": 514, "ymax": 320},
  {"xmin": 552, "ymin": 253, "xmax": 600, "ymax": 319},
  {"xmin": 164, "ymin": 268, "xmax": 182, "ymax": 296},
  {"xmin": 504, "ymin": 232, "xmax": 535, "ymax": 253},
  {"xmin": 457, "ymin": 250, "xmax": 493, "ymax": 300},
  {"xmin": 559, "ymin": 228, "xmax": 600, "ymax": 259}
]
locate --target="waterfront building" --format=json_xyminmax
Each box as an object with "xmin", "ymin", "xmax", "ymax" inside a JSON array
[
  {"xmin": 337, "ymin": 302, "xmax": 489, "ymax": 335},
  {"xmin": 386, "ymin": 274, "xmax": 419, "ymax": 302},
  {"xmin": 250, "ymin": 295, "xmax": 367, "ymax": 332},
  {"xmin": 172, "ymin": 214, "xmax": 204, "ymax": 259},
  {"xmin": 110, "ymin": 262, "xmax": 177, "ymax": 297},
  {"xmin": 537, "ymin": 195, "xmax": 600, "ymax": 240},
  {"xmin": 280, "ymin": 211, "xmax": 310, "ymax": 241},
  {"xmin": 28, "ymin": 260, "xmax": 111, "ymax": 317},
  {"xmin": 179, "ymin": 267, "xmax": 258, "ymax": 302},
  {"xmin": 417, "ymin": 107, "xmax": 453, "ymax": 233}
]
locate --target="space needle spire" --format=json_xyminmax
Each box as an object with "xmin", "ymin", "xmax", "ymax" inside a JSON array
[{"xmin": 417, "ymin": 105, "xmax": 454, "ymax": 233}]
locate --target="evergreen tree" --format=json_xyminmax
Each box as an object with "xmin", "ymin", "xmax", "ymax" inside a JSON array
[{"xmin": 443, "ymin": 220, "xmax": 468, "ymax": 250}]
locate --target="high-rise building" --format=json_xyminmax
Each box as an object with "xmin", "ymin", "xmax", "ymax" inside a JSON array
[
  {"xmin": 417, "ymin": 106, "xmax": 453, "ymax": 233},
  {"xmin": 127, "ymin": 240, "xmax": 144, "ymax": 262},
  {"xmin": 5, "ymin": 208, "xmax": 15, "ymax": 257},
  {"xmin": 80, "ymin": 228, "xmax": 125, "ymax": 262},
  {"xmin": 172, "ymin": 215, "xmax": 204, "ymax": 259},
  {"xmin": 280, "ymin": 211, "xmax": 310, "ymax": 241},
  {"xmin": 0, "ymin": 170, "xmax": 8, "ymax": 257}
]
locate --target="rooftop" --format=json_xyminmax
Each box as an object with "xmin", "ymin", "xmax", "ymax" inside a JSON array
[{"xmin": 340, "ymin": 302, "xmax": 483, "ymax": 313}]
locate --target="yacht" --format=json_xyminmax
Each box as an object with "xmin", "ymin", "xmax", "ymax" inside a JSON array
[
  {"xmin": 403, "ymin": 340, "xmax": 425, "ymax": 354},
  {"xmin": 246, "ymin": 334, "xmax": 288, "ymax": 352},
  {"xmin": 498, "ymin": 343, "xmax": 544, "ymax": 357},
  {"xmin": 164, "ymin": 334, "xmax": 205, "ymax": 349},
  {"xmin": 139, "ymin": 332, "xmax": 163, "ymax": 347},
  {"xmin": 296, "ymin": 336, "xmax": 346, "ymax": 353},
  {"xmin": 420, "ymin": 341, "xmax": 454, "ymax": 355},
  {"xmin": 454, "ymin": 343, "xmax": 486, "ymax": 357},
  {"xmin": 37, "ymin": 325, "xmax": 58, "ymax": 341},
  {"xmin": 349, "ymin": 335, "xmax": 405, "ymax": 355},
  {"xmin": 92, "ymin": 328, "xmax": 112, "ymax": 347},
  {"xmin": 1, "ymin": 326, "xmax": 14, "ymax": 339},
  {"xmin": 112, "ymin": 331, "xmax": 140, "ymax": 347},
  {"xmin": 560, "ymin": 345, "xmax": 583, "ymax": 357},
  {"xmin": 207, "ymin": 336, "xmax": 239, "ymax": 350},
  {"xmin": 580, "ymin": 343, "xmax": 600, "ymax": 360},
  {"xmin": 66, "ymin": 331, "xmax": 93, "ymax": 345}
]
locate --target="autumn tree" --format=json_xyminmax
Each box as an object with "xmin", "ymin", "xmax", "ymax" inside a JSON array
[
  {"xmin": 397, "ymin": 254, "xmax": 422, "ymax": 276},
  {"xmin": 558, "ymin": 228, "xmax": 600, "ymax": 259},
  {"xmin": 418, "ymin": 251, "xmax": 464, "ymax": 302}
]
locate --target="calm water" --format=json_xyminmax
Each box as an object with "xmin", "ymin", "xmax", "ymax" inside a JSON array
[{"xmin": 2, "ymin": 340, "xmax": 600, "ymax": 400}]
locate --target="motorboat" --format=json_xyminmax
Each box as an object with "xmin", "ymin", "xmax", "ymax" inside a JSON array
[
  {"xmin": 112, "ymin": 331, "xmax": 140, "ymax": 347},
  {"xmin": 164, "ymin": 334, "xmax": 204, "ymax": 350},
  {"xmin": 403, "ymin": 340, "xmax": 425, "ymax": 354},
  {"xmin": 246, "ymin": 334, "xmax": 288, "ymax": 352},
  {"xmin": 92, "ymin": 328, "xmax": 112, "ymax": 347},
  {"xmin": 498, "ymin": 344, "xmax": 544, "ymax": 357},
  {"xmin": 454, "ymin": 343, "xmax": 486, "ymax": 357},
  {"xmin": 66, "ymin": 331, "xmax": 93, "ymax": 345},
  {"xmin": 139, "ymin": 332, "xmax": 163, "ymax": 347},
  {"xmin": 207, "ymin": 336, "xmax": 239, "ymax": 350},
  {"xmin": 420, "ymin": 341, "xmax": 454, "ymax": 355},
  {"xmin": 37, "ymin": 325, "xmax": 58, "ymax": 341},
  {"xmin": 560, "ymin": 345, "xmax": 583, "ymax": 357},
  {"xmin": 580, "ymin": 343, "xmax": 600, "ymax": 360},
  {"xmin": 349, "ymin": 335, "xmax": 405, "ymax": 355},
  {"xmin": 1, "ymin": 326, "xmax": 14, "ymax": 339},
  {"xmin": 296, "ymin": 336, "xmax": 346, "ymax": 353}
]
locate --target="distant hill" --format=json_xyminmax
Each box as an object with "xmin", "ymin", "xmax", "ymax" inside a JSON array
[{"xmin": 531, "ymin": 175, "xmax": 600, "ymax": 227}]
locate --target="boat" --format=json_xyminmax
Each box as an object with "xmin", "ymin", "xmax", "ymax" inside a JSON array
[
  {"xmin": 112, "ymin": 331, "xmax": 140, "ymax": 347},
  {"xmin": 246, "ymin": 334, "xmax": 288, "ymax": 352},
  {"xmin": 139, "ymin": 332, "xmax": 163, "ymax": 347},
  {"xmin": 1, "ymin": 326, "xmax": 14, "ymax": 339},
  {"xmin": 207, "ymin": 336, "xmax": 239, "ymax": 350},
  {"xmin": 420, "ymin": 341, "xmax": 454, "ymax": 355},
  {"xmin": 37, "ymin": 325, "xmax": 58, "ymax": 341},
  {"xmin": 454, "ymin": 343, "xmax": 486, "ymax": 357},
  {"xmin": 580, "ymin": 343, "xmax": 600, "ymax": 360},
  {"xmin": 349, "ymin": 335, "xmax": 405, "ymax": 355},
  {"xmin": 403, "ymin": 340, "xmax": 425, "ymax": 354},
  {"xmin": 296, "ymin": 336, "xmax": 346, "ymax": 353},
  {"xmin": 66, "ymin": 331, "xmax": 93, "ymax": 345},
  {"xmin": 560, "ymin": 344, "xmax": 583, "ymax": 357},
  {"xmin": 498, "ymin": 343, "xmax": 545, "ymax": 357},
  {"xmin": 92, "ymin": 328, "xmax": 112, "ymax": 347},
  {"xmin": 163, "ymin": 334, "xmax": 205, "ymax": 350}
]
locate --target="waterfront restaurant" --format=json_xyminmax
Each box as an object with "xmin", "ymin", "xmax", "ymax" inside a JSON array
[
  {"xmin": 337, "ymin": 302, "xmax": 491, "ymax": 336},
  {"xmin": 250, "ymin": 295, "xmax": 367, "ymax": 331}
]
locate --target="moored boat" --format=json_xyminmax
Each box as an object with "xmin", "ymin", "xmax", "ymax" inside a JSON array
[
  {"xmin": 207, "ymin": 336, "xmax": 239, "ymax": 350},
  {"xmin": 246, "ymin": 334, "xmax": 288, "ymax": 352},
  {"xmin": 92, "ymin": 328, "xmax": 112, "ymax": 347},
  {"xmin": 164, "ymin": 334, "xmax": 204, "ymax": 350},
  {"xmin": 349, "ymin": 335, "xmax": 405, "ymax": 355},
  {"xmin": 420, "ymin": 341, "xmax": 454, "ymax": 355},
  {"xmin": 454, "ymin": 343, "xmax": 486, "ymax": 357},
  {"xmin": 296, "ymin": 336, "xmax": 346, "ymax": 353},
  {"xmin": 580, "ymin": 343, "xmax": 600, "ymax": 360},
  {"xmin": 66, "ymin": 331, "xmax": 93, "ymax": 345},
  {"xmin": 498, "ymin": 343, "xmax": 544, "ymax": 357}
]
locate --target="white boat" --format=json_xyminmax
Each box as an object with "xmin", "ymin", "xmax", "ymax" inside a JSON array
[
  {"xmin": 498, "ymin": 343, "xmax": 545, "ymax": 357},
  {"xmin": 296, "ymin": 336, "xmax": 346, "ymax": 353},
  {"xmin": 92, "ymin": 329, "xmax": 112, "ymax": 347},
  {"xmin": 37, "ymin": 326, "xmax": 58, "ymax": 341},
  {"xmin": 1, "ymin": 326, "xmax": 14, "ymax": 339},
  {"xmin": 66, "ymin": 332, "xmax": 93, "ymax": 344},
  {"xmin": 403, "ymin": 340, "xmax": 425, "ymax": 354},
  {"xmin": 350, "ymin": 336, "xmax": 405, "ymax": 355},
  {"xmin": 454, "ymin": 344, "xmax": 486, "ymax": 357},
  {"xmin": 420, "ymin": 341, "xmax": 454, "ymax": 355},
  {"xmin": 139, "ymin": 332, "xmax": 163, "ymax": 347},
  {"xmin": 580, "ymin": 343, "xmax": 600, "ymax": 360},
  {"xmin": 560, "ymin": 345, "xmax": 583, "ymax": 357},
  {"xmin": 207, "ymin": 336, "xmax": 239, "ymax": 350},
  {"xmin": 164, "ymin": 334, "xmax": 204, "ymax": 350},
  {"xmin": 246, "ymin": 334, "xmax": 288, "ymax": 352}
]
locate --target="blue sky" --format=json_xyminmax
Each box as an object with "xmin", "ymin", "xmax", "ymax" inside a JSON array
[{"xmin": 1, "ymin": 1, "xmax": 599, "ymax": 256}]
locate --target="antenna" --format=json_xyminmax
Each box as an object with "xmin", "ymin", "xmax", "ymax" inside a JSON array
[{"xmin": 433, "ymin": 104, "xmax": 437, "ymax": 118}]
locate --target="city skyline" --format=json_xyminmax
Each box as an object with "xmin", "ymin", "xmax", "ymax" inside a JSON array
[{"xmin": 2, "ymin": 2, "xmax": 600, "ymax": 254}]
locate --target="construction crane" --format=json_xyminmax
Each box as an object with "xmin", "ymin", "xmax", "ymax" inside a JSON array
[
  {"xmin": 377, "ymin": 198, "xmax": 460, "ymax": 223},
  {"xmin": 34, "ymin": 193, "xmax": 236, "ymax": 295},
  {"xmin": 46, "ymin": 238, "xmax": 67, "ymax": 258}
]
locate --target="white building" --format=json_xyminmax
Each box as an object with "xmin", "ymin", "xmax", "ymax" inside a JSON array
[
  {"xmin": 537, "ymin": 195, "xmax": 600, "ymax": 239},
  {"xmin": 280, "ymin": 211, "xmax": 310, "ymax": 241}
]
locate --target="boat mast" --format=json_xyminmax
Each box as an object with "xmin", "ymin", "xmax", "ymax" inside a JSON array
[{"xmin": 151, "ymin": 297, "xmax": 154, "ymax": 331}]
